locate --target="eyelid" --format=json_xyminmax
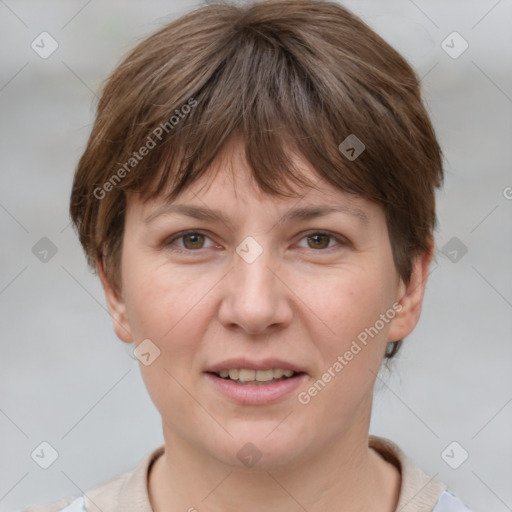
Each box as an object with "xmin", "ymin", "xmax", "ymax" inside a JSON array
[
  {"xmin": 295, "ymin": 229, "xmax": 350, "ymax": 251},
  {"xmin": 164, "ymin": 229, "xmax": 217, "ymax": 253},
  {"xmin": 164, "ymin": 229, "xmax": 350, "ymax": 254}
]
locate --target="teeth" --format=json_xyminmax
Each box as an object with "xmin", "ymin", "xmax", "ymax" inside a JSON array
[
  {"xmin": 254, "ymin": 369, "xmax": 273, "ymax": 381},
  {"xmin": 216, "ymin": 368, "xmax": 297, "ymax": 382},
  {"xmin": 239, "ymin": 369, "xmax": 256, "ymax": 382}
]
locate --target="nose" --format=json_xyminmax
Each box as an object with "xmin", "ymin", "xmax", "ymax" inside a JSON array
[{"xmin": 217, "ymin": 241, "xmax": 293, "ymax": 336}]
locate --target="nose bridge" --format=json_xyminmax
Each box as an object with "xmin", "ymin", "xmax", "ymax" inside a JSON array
[
  {"xmin": 234, "ymin": 233, "xmax": 278, "ymax": 303},
  {"xmin": 218, "ymin": 234, "xmax": 291, "ymax": 333}
]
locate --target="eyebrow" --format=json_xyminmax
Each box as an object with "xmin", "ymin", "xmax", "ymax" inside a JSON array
[{"xmin": 144, "ymin": 203, "xmax": 368, "ymax": 226}]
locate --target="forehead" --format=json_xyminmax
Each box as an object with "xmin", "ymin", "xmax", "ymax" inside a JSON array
[{"xmin": 127, "ymin": 137, "xmax": 382, "ymax": 223}]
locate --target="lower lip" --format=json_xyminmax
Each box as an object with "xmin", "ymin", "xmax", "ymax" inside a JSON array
[{"xmin": 204, "ymin": 372, "xmax": 308, "ymax": 405}]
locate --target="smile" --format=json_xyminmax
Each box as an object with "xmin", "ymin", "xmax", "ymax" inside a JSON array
[
  {"xmin": 215, "ymin": 368, "xmax": 297, "ymax": 384},
  {"xmin": 205, "ymin": 370, "xmax": 307, "ymax": 404}
]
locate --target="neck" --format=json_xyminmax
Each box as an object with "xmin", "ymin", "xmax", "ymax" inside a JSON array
[{"xmin": 149, "ymin": 416, "xmax": 400, "ymax": 512}]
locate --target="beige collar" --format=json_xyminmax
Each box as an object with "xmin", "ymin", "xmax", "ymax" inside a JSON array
[{"xmin": 84, "ymin": 435, "xmax": 446, "ymax": 512}]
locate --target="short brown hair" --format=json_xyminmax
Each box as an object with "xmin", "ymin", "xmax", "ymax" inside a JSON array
[{"xmin": 70, "ymin": 0, "xmax": 443, "ymax": 358}]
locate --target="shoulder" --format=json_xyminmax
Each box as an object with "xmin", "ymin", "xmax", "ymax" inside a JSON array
[
  {"xmin": 19, "ymin": 472, "xmax": 128, "ymax": 512},
  {"xmin": 369, "ymin": 435, "xmax": 474, "ymax": 512},
  {"xmin": 20, "ymin": 445, "xmax": 165, "ymax": 512},
  {"xmin": 21, "ymin": 495, "xmax": 86, "ymax": 512},
  {"xmin": 432, "ymin": 490, "xmax": 473, "ymax": 511}
]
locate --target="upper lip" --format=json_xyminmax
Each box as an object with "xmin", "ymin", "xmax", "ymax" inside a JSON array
[{"xmin": 205, "ymin": 358, "xmax": 307, "ymax": 374}]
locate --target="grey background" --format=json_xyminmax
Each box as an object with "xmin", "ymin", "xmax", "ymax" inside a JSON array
[{"xmin": 1, "ymin": 1, "xmax": 511, "ymax": 511}]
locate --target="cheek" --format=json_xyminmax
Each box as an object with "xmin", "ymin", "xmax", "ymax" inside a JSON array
[
  {"xmin": 122, "ymin": 244, "xmax": 193, "ymax": 334},
  {"xmin": 122, "ymin": 253, "xmax": 217, "ymax": 365},
  {"xmin": 121, "ymin": 259, "xmax": 214, "ymax": 417},
  {"xmin": 305, "ymin": 263, "xmax": 395, "ymax": 348},
  {"xmin": 294, "ymin": 267, "xmax": 395, "ymax": 425}
]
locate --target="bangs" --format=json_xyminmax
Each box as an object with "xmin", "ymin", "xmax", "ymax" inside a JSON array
[
  {"xmin": 72, "ymin": 0, "xmax": 443, "ymax": 306},
  {"xmin": 111, "ymin": 20, "xmax": 386, "ymax": 207}
]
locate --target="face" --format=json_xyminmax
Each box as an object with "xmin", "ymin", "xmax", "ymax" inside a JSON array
[{"xmin": 100, "ymin": 139, "xmax": 431, "ymax": 471}]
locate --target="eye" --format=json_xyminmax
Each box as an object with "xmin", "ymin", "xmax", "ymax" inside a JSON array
[
  {"xmin": 165, "ymin": 230, "xmax": 216, "ymax": 252},
  {"xmin": 163, "ymin": 229, "xmax": 349, "ymax": 255},
  {"xmin": 296, "ymin": 231, "xmax": 348, "ymax": 251}
]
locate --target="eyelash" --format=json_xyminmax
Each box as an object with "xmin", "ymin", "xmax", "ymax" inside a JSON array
[{"xmin": 164, "ymin": 230, "xmax": 349, "ymax": 255}]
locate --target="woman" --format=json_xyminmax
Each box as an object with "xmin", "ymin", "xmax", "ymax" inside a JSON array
[{"xmin": 23, "ymin": 1, "xmax": 472, "ymax": 510}]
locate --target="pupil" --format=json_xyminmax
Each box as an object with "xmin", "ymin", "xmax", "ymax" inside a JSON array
[
  {"xmin": 309, "ymin": 234, "xmax": 328, "ymax": 249},
  {"xmin": 184, "ymin": 234, "xmax": 203, "ymax": 249},
  {"xmin": 182, "ymin": 234, "xmax": 329, "ymax": 250}
]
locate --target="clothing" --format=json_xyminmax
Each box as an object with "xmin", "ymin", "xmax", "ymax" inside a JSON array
[{"xmin": 21, "ymin": 435, "xmax": 472, "ymax": 512}]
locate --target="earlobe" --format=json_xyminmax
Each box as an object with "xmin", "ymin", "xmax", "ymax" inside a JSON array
[
  {"xmin": 387, "ymin": 243, "xmax": 434, "ymax": 343},
  {"xmin": 96, "ymin": 256, "xmax": 134, "ymax": 344}
]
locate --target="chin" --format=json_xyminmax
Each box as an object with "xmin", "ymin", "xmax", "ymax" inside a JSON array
[{"xmin": 207, "ymin": 428, "xmax": 307, "ymax": 472}]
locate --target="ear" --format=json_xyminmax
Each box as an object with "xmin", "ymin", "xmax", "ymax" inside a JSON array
[
  {"xmin": 387, "ymin": 240, "xmax": 434, "ymax": 342},
  {"xmin": 96, "ymin": 255, "xmax": 134, "ymax": 344}
]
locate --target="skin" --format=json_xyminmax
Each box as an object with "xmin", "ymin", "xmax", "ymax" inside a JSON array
[{"xmin": 98, "ymin": 137, "xmax": 433, "ymax": 512}]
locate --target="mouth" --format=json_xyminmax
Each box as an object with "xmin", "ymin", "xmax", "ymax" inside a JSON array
[
  {"xmin": 207, "ymin": 368, "xmax": 306, "ymax": 385},
  {"xmin": 204, "ymin": 364, "xmax": 308, "ymax": 404}
]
